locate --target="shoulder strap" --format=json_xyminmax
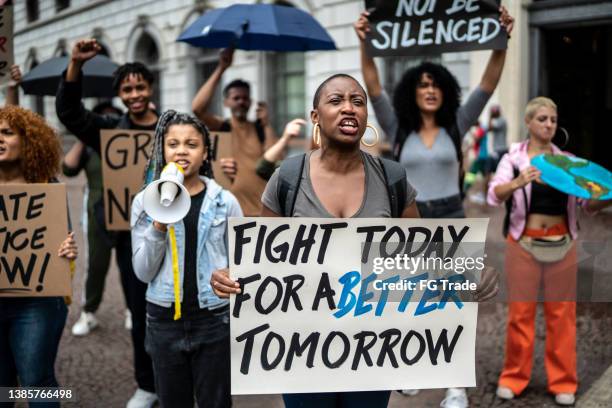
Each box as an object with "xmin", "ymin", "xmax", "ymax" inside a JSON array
[
  {"xmin": 503, "ymin": 164, "xmax": 521, "ymax": 237},
  {"xmin": 255, "ymin": 120, "xmax": 266, "ymax": 145},
  {"xmin": 378, "ymin": 157, "xmax": 407, "ymax": 218},
  {"xmin": 219, "ymin": 119, "xmax": 231, "ymax": 132},
  {"xmin": 277, "ymin": 153, "xmax": 306, "ymax": 217}
]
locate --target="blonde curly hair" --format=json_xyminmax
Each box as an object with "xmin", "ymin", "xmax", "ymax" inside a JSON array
[{"xmin": 0, "ymin": 105, "xmax": 61, "ymax": 183}]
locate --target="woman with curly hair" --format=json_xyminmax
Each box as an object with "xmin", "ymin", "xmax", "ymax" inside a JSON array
[
  {"xmin": 354, "ymin": 6, "xmax": 514, "ymax": 408},
  {"xmin": 0, "ymin": 105, "xmax": 78, "ymax": 405}
]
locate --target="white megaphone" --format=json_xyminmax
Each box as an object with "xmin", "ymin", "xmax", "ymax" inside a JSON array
[{"xmin": 143, "ymin": 162, "xmax": 191, "ymax": 224}]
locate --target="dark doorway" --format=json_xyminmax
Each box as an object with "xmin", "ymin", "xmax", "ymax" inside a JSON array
[{"xmin": 541, "ymin": 25, "xmax": 612, "ymax": 170}]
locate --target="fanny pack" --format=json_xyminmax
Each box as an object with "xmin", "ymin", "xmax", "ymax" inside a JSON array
[{"xmin": 519, "ymin": 234, "xmax": 573, "ymax": 263}]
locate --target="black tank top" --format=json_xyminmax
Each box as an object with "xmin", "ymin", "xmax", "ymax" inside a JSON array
[{"xmin": 529, "ymin": 181, "xmax": 568, "ymax": 216}]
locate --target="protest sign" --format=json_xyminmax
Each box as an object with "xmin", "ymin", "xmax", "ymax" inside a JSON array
[
  {"xmin": 0, "ymin": 184, "xmax": 71, "ymax": 297},
  {"xmin": 100, "ymin": 129, "xmax": 153, "ymax": 230},
  {"xmin": 229, "ymin": 217, "xmax": 489, "ymax": 394},
  {"xmin": 0, "ymin": 0, "xmax": 14, "ymax": 84},
  {"xmin": 210, "ymin": 131, "xmax": 233, "ymax": 190},
  {"xmin": 365, "ymin": 0, "xmax": 507, "ymax": 57}
]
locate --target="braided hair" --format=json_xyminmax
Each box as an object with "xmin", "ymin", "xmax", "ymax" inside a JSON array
[{"xmin": 143, "ymin": 110, "xmax": 214, "ymax": 189}]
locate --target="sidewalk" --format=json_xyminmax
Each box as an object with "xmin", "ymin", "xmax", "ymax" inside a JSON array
[{"xmin": 54, "ymin": 175, "xmax": 612, "ymax": 407}]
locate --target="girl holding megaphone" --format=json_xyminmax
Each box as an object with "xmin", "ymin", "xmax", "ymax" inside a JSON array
[{"xmin": 131, "ymin": 111, "xmax": 242, "ymax": 408}]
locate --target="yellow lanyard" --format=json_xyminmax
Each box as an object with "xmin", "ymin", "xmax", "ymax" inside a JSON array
[{"xmin": 168, "ymin": 226, "xmax": 182, "ymax": 320}]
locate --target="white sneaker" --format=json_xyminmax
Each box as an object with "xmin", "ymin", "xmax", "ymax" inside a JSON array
[
  {"xmin": 124, "ymin": 309, "xmax": 132, "ymax": 330},
  {"xmin": 496, "ymin": 386, "xmax": 515, "ymax": 400},
  {"xmin": 71, "ymin": 312, "xmax": 98, "ymax": 336},
  {"xmin": 440, "ymin": 388, "xmax": 468, "ymax": 408},
  {"xmin": 126, "ymin": 389, "xmax": 157, "ymax": 408},
  {"xmin": 398, "ymin": 389, "xmax": 420, "ymax": 396},
  {"xmin": 555, "ymin": 393, "xmax": 575, "ymax": 406}
]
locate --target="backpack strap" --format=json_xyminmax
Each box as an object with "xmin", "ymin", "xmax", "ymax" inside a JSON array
[
  {"xmin": 502, "ymin": 163, "xmax": 527, "ymax": 237},
  {"xmin": 277, "ymin": 153, "xmax": 306, "ymax": 217},
  {"xmin": 378, "ymin": 157, "xmax": 407, "ymax": 218},
  {"xmin": 254, "ymin": 119, "xmax": 266, "ymax": 146}
]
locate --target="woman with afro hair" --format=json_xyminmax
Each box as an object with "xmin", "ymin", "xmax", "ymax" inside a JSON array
[
  {"xmin": 0, "ymin": 105, "xmax": 78, "ymax": 404},
  {"xmin": 354, "ymin": 6, "xmax": 514, "ymax": 408}
]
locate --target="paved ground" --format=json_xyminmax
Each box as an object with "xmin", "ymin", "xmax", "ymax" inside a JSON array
[{"xmin": 50, "ymin": 175, "xmax": 612, "ymax": 407}]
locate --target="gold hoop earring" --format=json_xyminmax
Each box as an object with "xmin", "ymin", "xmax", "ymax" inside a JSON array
[
  {"xmin": 312, "ymin": 123, "xmax": 321, "ymax": 146},
  {"xmin": 361, "ymin": 123, "xmax": 380, "ymax": 147}
]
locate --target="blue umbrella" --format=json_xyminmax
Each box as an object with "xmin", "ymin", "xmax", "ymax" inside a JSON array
[{"xmin": 177, "ymin": 4, "xmax": 336, "ymax": 51}]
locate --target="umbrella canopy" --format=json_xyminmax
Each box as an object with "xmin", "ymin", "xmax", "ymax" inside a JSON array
[
  {"xmin": 20, "ymin": 55, "xmax": 119, "ymax": 97},
  {"xmin": 177, "ymin": 4, "xmax": 336, "ymax": 51}
]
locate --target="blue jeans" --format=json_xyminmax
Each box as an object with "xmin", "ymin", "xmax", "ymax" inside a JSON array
[
  {"xmin": 282, "ymin": 391, "xmax": 391, "ymax": 408},
  {"xmin": 0, "ymin": 297, "xmax": 68, "ymax": 408},
  {"xmin": 145, "ymin": 303, "xmax": 231, "ymax": 408}
]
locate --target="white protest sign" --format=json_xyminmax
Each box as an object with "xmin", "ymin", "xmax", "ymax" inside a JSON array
[{"xmin": 229, "ymin": 217, "xmax": 489, "ymax": 394}]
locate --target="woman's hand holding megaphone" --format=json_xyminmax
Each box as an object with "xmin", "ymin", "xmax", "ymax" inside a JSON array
[
  {"xmin": 211, "ymin": 268, "xmax": 241, "ymax": 298},
  {"xmin": 153, "ymin": 221, "xmax": 168, "ymax": 232}
]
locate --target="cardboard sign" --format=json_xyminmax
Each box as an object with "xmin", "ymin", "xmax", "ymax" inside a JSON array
[
  {"xmin": 210, "ymin": 131, "xmax": 233, "ymax": 190},
  {"xmin": 100, "ymin": 129, "xmax": 154, "ymax": 230},
  {"xmin": 0, "ymin": 184, "xmax": 71, "ymax": 297},
  {"xmin": 365, "ymin": 0, "xmax": 507, "ymax": 57},
  {"xmin": 0, "ymin": 1, "xmax": 14, "ymax": 84},
  {"xmin": 229, "ymin": 217, "xmax": 489, "ymax": 394}
]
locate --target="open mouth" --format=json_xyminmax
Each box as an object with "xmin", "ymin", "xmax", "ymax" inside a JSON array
[
  {"xmin": 176, "ymin": 160, "xmax": 190, "ymax": 169},
  {"xmin": 0, "ymin": 146, "xmax": 6, "ymax": 154},
  {"xmin": 425, "ymin": 96, "xmax": 437, "ymax": 104},
  {"xmin": 339, "ymin": 118, "xmax": 359, "ymax": 135}
]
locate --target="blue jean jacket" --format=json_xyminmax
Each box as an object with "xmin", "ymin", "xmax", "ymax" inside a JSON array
[{"xmin": 131, "ymin": 177, "xmax": 243, "ymax": 310}]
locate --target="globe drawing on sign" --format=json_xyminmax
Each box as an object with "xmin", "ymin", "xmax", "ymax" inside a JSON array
[{"xmin": 531, "ymin": 154, "xmax": 612, "ymax": 200}]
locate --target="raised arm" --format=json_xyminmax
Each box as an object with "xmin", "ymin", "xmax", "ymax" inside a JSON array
[
  {"xmin": 56, "ymin": 39, "xmax": 115, "ymax": 153},
  {"xmin": 5, "ymin": 65, "xmax": 22, "ymax": 106},
  {"xmin": 191, "ymin": 48, "xmax": 233, "ymax": 131},
  {"xmin": 62, "ymin": 141, "xmax": 87, "ymax": 177},
  {"xmin": 354, "ymin": 11, "xmax": 382, "ymax": 99},
  {"xmin": 479, "ymin": 6, "xmax": 514, "ymax": 94},
  {"xmin": 130, "ymin": 193, "xmax": 167, "ymax": 284}
]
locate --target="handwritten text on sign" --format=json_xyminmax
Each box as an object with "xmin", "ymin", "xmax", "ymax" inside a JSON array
[
  {"xmin": 0, "ymin": 1, "xmax": 14, "ymax": 84},
  {"xmin": 229, "ymin": 218, "xmax": 488, "ymax": 394},
  {"xmin": 0, "ymin": 184, "xmax": 71, "ymax": 297},
  {"xmin": 365, "ymin": 0, "xmax": 507, "ymax": 57},
  {"xmin": 100, "ymin": 129, "xmax": 154, "ymax": 231}
]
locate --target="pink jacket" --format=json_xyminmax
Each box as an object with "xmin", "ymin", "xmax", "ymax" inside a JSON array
[{"xmin": 487, "ymin": 140, "xmax": 588, "ymax": 240}]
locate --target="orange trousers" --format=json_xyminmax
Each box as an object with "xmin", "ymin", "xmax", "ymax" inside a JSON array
[{"xmin": 498, "ymin": 237, "xmax": 578, "ymax": 395}]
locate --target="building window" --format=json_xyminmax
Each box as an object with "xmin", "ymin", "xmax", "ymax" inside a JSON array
[
  {"xmin": 268, "ymin": 52, "xmax": 306, "ymax": 135},
  {"xmin": 26, "ymin": 0, "xmax": 39, "ymax": 23},
  {"xmin": 55, "ymin": 0, "xmax": 70, "ymax": 13},
  {"xmin": 194, "ymin": 51, "xmax": 223, "ymax": 117},
  {"xmin": 29, "ymin": 60, "xmax": 45, "ymax": 116},
  {"xmin": 133, "ymin": 33, "xmax": 161, "ymax": 110}
]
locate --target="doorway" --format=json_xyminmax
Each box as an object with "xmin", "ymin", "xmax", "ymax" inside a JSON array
[{"xmin": 541, "ymin": 25, "xmax": 612, "ymax": 169}]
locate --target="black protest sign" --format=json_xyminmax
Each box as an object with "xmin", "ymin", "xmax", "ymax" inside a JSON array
[
  {"xmin": 0, "ymin": 1, "xmax": 14, "ymax": 84},
  {"xmin": 0, "ymin": 184, "xmax": 71, "ymax": 297},
  {"xmin": 365, "ymin": 0, "xmax": 507, "ymax": 57},
  {"xmin": 100, "ymin": 129, "xmax": 154, "ymax": 230}
]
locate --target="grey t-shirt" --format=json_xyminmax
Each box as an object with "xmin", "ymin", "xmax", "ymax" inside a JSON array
[
  {"xmin": 262, "ymin": 151, "xmax": 417, "ymax": 217},
  {"xmin": 371, "ymin": 87, "xmax": 491, "ymax": 201}
]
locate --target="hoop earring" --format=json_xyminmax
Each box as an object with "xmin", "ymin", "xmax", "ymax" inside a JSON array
[
  {"xmin": 312, "ymin": 123, "xmax": 321, "ymax": 146},
  {"xmin": 557, "ymin": 127, "xmax": 569, "ymax": 148},
  {"xmin": 361, "ymin": 123, "xmax": 380, "ymax": 147}
]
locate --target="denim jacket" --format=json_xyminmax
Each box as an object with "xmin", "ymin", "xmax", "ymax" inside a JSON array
[{"xmin": 131, "ymin": 177, "xmax": 243, "ymax": 310}]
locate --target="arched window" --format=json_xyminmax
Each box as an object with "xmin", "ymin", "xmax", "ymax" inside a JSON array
[
  {"xmin": 28, "ymin": 59, "xmax": 45, "ymax": 116},
  {"xmin": 182, "ymin": 10, "xmax": 223, "ymax": 115},
  {"xmin": 132, "ymin": 33, "xmax": 161, "ymax": 110},
  {"xmin": 267, "ymin": 1, "xmax": 306, "ymax": 135}
]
